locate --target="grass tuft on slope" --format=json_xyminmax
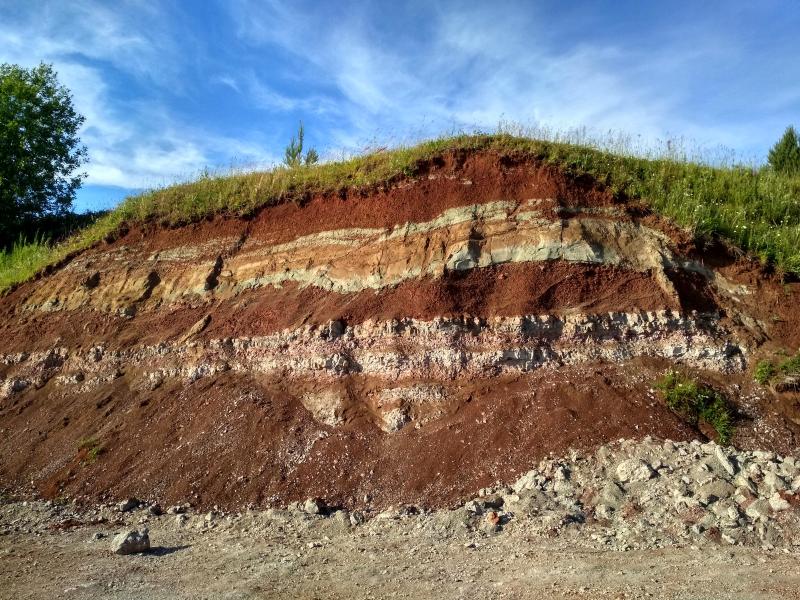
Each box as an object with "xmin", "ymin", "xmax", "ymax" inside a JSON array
[{"xmin": 2, "ymin": 132, "xmax": 800, "ymax": 293}]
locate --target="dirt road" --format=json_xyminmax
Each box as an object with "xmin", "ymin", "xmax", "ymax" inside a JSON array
[{"xmin": 2, "ymin": 500, "xmax": 799, "ymax": 600}]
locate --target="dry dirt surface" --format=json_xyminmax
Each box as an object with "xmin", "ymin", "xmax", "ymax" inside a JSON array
[{"xmin": 3, "ymin": 509, "xmax": 800, "ymax": 600}]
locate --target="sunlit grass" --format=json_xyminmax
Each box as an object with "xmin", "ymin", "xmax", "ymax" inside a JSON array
[{"xmin": 2, "ymin": 130, "xmax": 800, "ymax": 294}]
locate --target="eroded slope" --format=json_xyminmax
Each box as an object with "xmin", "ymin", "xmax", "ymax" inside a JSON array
[{"xmin": 0, "ymin": 151, "xmax": 799, "ymax": 510}]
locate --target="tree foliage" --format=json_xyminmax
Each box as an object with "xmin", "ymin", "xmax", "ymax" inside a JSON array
[
  {"xmin": 0, "ymin": 63, "xmax": 87, "ymax": 247},
  {"xmin": 283, "ymin": 121, "xmax": 319, "ymax": 168},
  {"xmin": 767, "ymin": 126, "xmax": 800, "ymax": 175}
]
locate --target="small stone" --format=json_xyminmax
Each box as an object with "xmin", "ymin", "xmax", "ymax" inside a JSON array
[
  {"xmin": 303, "ymin": 498, "xmax": 325, "ymax": 515},
  {"xmin": 763, "ymin": 472, "xmax": 788, "ymax": 493},
  {"xmin": 464, "ymin": 500, "xmax": 483, "ymax": 515},
  {"xmin": 595, "ymin": 503, "xmax": 614, "ymax": 520},
  {"xmin": 734, "ymin": 474, "xmax": 757, "ymax": 495},
  {"xmin": 147, "ymin": 504, "xmax": 163, "ymax": 516},
  {"xmin": 331, "ymin": 510, "xmax": 351, "ymax": 528},
  {"xmin": 599, "ymin": 482, "xmax": 626, "ymax": 509},
  {"xmin": 175, "ymin": 515, "xmax": 188, "ymax": 527},
  {"xmin": 754, "ymin": 450, "xmax": 776, "ymax": 462},
  {"xmin": 721, "ymin": 532, "xmax": 738, "ymax": 545},
  {"xmin": 91, "ymin": 532, "xmax": 107, "ymax": 541},
  {"xmin": 745, "ymin": 499, "xmax": 771, "ymax": 522},
  {"xmin": 110, "ymin": 529, "xmax": 150, "ymax": 555},
  {"xmin": 117, "ymin": 498, "xmax": 139, "ymax": 513},
  {"xmin": 697, "ymin": 479, "xmax": 735, "ymax": 503},
  {"xmin": 616, "ymin": 459, "xmax": 654, "ymax": 484},
  {"xmin": 306, "ymin": 541, "xmax": 322, "ymax": 549},
  {"xmin": 769, "ymin": 492, "xmax": 791, "ymax": 512},
  {"xmin": 714, "ymin": 447, "xmax": 736, "ymax": 477}
]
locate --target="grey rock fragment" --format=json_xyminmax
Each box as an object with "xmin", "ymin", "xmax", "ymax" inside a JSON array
[
  {"xmin": 117, "ymin": 498, "xmax": 139, "ymax": 513},
  {"xmin": 110, "ymin": 529, "xmax": 150, "ymax": 555},
  {"xmin": 697, "ymin": 479, "xmax": 735, "ymax": 504},
  {"xmin": 616, "ymin": 459, "xmax": 654, "ymax": 483},
  {"xmin": 769, "ymin": 493, "xmax": 791, "ymax": 512},
  {"xmin": 714, "ymin": 446, "xmax": 736, "ymax": 477},
  {"xmin": 303, "ymin": 498, "xmax": 325, "ymax": 515}
]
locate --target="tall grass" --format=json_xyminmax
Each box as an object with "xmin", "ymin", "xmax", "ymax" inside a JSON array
[
  {"xmin": 0, "ymin": 236, "xmax": 53, "ymax": 291},
  {"xmin": 2, "ymin": 131, "xmax": 800, "ymax": 293}
]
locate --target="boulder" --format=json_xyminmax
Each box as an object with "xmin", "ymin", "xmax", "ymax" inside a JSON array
[{"xmin": 110, "ymin": 529, "xmax": 150, "ymax": 555}]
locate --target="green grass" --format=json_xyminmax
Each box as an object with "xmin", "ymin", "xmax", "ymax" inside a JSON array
[
  {"xmin": 755, "ymin": 350, "xmax": 800, "ymax": 386},
  {"xmin": 0, "ymin": 235, "xmax": 54, "ymax": 291},
  {"xmin": 77, "ymin": 436, "xmax": 104, "ymax": 465},
  {"xmin": 656, "ymin": 371, "xmax": 734, "ymax": 444},
  {"xmin": 754, "ymin": 359, "xmax": 778, "ymax": 385},
  {"xmin": 2, "ymin": 131, "xmax": 800, "ymax": 293}
]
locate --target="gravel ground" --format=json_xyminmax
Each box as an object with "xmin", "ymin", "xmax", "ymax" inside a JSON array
[{"xmin": 2, "ymin": 505, "xmax": 800, "ymax": 600}]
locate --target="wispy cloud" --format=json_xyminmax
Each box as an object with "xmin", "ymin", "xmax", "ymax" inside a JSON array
[
  {"xmin": 2, "ymin": 0, "xmax": 799, "ymax": 208},
  {"xmin": 0, "ymin": 1, "xmax": 278, "ymax": 190},
  {"xmin": 228, "ymin": 0, "xmax": 800, "ymax": 156}
]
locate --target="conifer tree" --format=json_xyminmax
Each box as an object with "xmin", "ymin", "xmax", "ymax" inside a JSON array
[{"xmin": 767, "ymin": 126, "xmax": 800, "ymax": 175}]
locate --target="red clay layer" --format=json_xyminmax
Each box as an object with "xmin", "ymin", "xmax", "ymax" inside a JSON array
[{"xmin": 0, "ymin": 262, "xmax": 682, "ymax": 354}]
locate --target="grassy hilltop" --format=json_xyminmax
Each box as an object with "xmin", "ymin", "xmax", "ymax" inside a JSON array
[{"xmin": 2, "ymin": 133, "xmax": 800, "ymax": 292}]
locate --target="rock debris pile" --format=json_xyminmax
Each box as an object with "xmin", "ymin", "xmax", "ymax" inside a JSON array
[
  {"xmin": 3, "ymin": 438, "xmax": 798, "ymax": 554},
  {"xmin": 454, "ymin": 437, "xmax": 800, "ymax": 550}
]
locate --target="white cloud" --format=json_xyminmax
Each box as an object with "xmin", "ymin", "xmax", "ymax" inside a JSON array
[
  {"xmin": 228, "ymin": 0, "xmax": 795, "ymax": 158},
  {"xmin": 0, "ymin": 1, "xmax": 278, "ymax": 189}
]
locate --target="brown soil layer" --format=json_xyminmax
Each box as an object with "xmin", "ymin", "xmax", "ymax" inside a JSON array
[
  {"xmin": 0, "ymin": 261, "xmax": 681, "ymax": 353},
  {"xmin": 0, "ymin": 364, "xmax": 685, "ymax": 510},
  {"xmin": 0, "ymin": 359, "xmax": 797, "ymax": 512}
]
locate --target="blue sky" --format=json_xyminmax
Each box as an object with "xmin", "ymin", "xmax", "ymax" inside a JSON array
[{"xmin": 1, "ymin": 1, "xmax": 799, "ymax": 212}]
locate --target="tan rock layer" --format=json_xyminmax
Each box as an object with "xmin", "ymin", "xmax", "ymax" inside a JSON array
[{"xmin": 19, "ymin": 199, "xmax": 695, "ymax": 315}]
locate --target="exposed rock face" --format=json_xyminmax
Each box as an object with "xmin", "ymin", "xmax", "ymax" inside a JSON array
[
  {"xmin": 0, "ymin": 311, "xmax": 745, "ymax": 429},
  {"xmin": 0, "ymin": 150, "xmax": 798, "ymax": 510},
  {"xmin": 10, "ymin": 199, "xmax": 750, "ymax": 316}
]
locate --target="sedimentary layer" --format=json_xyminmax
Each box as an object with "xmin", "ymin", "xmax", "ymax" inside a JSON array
[
  {"xmin": 1, "ymin": 149, "xmax": 799, "ymax": 511},
  {"xmin": 14, "ymin": 198, "xmax": 746, "ymax": 318}
]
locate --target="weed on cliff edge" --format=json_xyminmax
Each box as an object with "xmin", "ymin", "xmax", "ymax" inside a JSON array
[
  {"xmin": 656, "ymin": 371, "xmax": 734, "ymax": 445},
  {"xmin": 77, "ymin": 436, "xmax": 104, "ymax": 465},
  {"xmin": 754, "ymin": 350, "xmax": 800, "ymax": 387}
]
